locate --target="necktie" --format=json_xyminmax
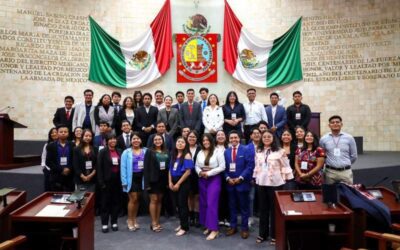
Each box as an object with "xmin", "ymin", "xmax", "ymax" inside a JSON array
[
  {"xmin": 189, "ymin": 103, "xmax": 193, "ymax": 114},
  {"xmin": 66, "ymin": 110, "xmax": 70, "ymax": 120},
  {"xmin": 125, "ymin": 134, "xmax": 130, "ymax": 147},
  {"xmin": 202, "ymin": 101, "xmax": 206, "ymax": 111},
  {"xmin": 232, "ymin": 147, "xmax": 237, "ymax": 162}
]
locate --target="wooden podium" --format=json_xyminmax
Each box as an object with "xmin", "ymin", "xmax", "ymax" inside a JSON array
[
  {"xmin": 0, "ymin": 113, "xmax": 39, "ymax": 169},
  {"xmin": 275, "ymin": 190, "xmax": 354, "ymax": 250},
  {"xmin": 10, "ymin": 192, "xmax": 94, "ymax": 250}
]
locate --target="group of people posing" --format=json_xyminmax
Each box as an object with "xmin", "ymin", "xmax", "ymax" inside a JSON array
[{"xmin": 42, "ymin": 87, "xmax": 358, "ymax": 244}]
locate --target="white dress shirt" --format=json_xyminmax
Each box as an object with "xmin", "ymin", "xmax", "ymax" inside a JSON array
[{"xmin": 243, "ymin": 100, "xmax": 268, "ymax": 125}]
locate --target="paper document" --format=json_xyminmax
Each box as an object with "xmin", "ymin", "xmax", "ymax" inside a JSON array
[{"xmin": 36, "ymin": 204, "xmax": 70, "ymax": 217}]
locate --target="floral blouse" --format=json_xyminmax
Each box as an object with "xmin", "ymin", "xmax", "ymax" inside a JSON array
[{"xmin": 295, "ymin": 147, "xmax": 325, "ymax": 186}]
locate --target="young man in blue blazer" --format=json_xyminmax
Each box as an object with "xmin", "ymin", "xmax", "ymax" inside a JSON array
[{"xmin": 224, "ymin": 130, "xmax": 255, "ymax": 239}]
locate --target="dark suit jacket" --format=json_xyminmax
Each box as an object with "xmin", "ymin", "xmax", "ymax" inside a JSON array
[
  {"xmin": 157, "ymin": 108, "xmax": 179, "ymax": 137},
  {"xmin": 117, "ymin": 133, "xmax": 133, "ymax": 151},
  {"xmin": 265, "ymin": 104, "xmax": 287, "ymax": 137},
  {"xmin": 179, "ymin": 102, "xmax": 202, "ymax": 132},
  {"xmin": 172, "ymin": 103, "xmax": 182, "ymax": 111},
  {"xmin": 53, "ymin": 107, "xmax": 75, "ymax": 133},
  {"xmin": 93, "ymin": 135, "xmax": 107, "ymax": 148},
  {"xmin": 46, "ymin": 141, "xmax": 75, "ymax": 190},
  {"xmin": 134, "ymin": 106, "xmax": 158, "ymax": 131},
  {"xmin": 146, "ymin": 133, "xmax": 174, "ymax": 152},
  {"xmin": 72, "ymin": 146, "xmax": 98, "ymax": 184},
  {"xmin": 224, "ymin": 144, "xmax": 254, "ymax": 192},
  {"xmin": 96, "ymin": 147, "xmax": 122, "ymax": 187}
]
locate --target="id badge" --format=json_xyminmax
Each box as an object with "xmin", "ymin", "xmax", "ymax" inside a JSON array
[
  {"xmin": 295, "ymin": 113, "xmax": 301, "ymax": 120},
  {"xmin": 160, "ymin": 161, "xmax": 166, "ymax": 170},
  {"xmin": 262, "ymin": 162, "xmax": 269, "ymax": 171},
  {"xmin": 301, "ymin": 161, "xmax": 308, "ymax": 170},
  {"xmin": 334, "ymin": 148, "xmax": 341, "ymax": 157},
  {"xmin": 231, "ymin": 113, "xmax": 237, "ymax": 119},
  {"xmin": 138, "ymin": 161, "xmax": 144, "ymax": 169},
  {"xmin": 112, "ymin": 157, "xmax": 118, "ymax": 165},
  {"xmin": 229, "ymin": 163, "xmax": 236, "ymax": 172},
  {"xmin": 85, "ymin": 161, "xmax": 92, "ymax": 169},
  {"xmin": 173, "ymin": 162, "xmax": 178, "ymax": 171},
  {"xmin": 60, "ymin": 157, "xmax": 67, "ymax": 166}
]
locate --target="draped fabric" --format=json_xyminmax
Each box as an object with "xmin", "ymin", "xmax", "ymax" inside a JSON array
[
  {"xmin": 223, "ymin": 0, "xmax": 303, "ymax": 88},
  {"xmin": 88, "ymin": 0, "xmax": 173, "ymax": 89}
]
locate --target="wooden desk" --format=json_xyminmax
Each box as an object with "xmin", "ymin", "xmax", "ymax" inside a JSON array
[
  {"xmin": 0, "ymin": 191, "xmax": 26, "ymax": 242},
  {"xmin": 369, "ymin": 187, "xmax": 400, "ymax": 217},
  {"xmin": 275, "ymin": 190, "xmax": 353, "ymax": 250},
  {"xmin": 10, "ymin": 192, "xmax": 94, "ymax": 250}
]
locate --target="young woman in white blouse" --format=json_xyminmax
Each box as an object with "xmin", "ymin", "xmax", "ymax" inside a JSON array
[
  {"xmin": 202, "ymin": 94, "xmax": 224, "ymax": 135},
  {"xmin": 195, "ymin": 133, "xmax": 225, "ymax": 240}
]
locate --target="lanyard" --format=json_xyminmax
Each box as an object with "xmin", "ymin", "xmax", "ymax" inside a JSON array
[
  {"xmin": 331, "ymin": 135, "xmax": 341, "ymax": 148},
  {"xmin": 59, "ymin": 143, "xmax": 68, "ymax": 157},
  {"xmin": 264, "ymin": 149, "xmax": 271, "ymax": 163}
]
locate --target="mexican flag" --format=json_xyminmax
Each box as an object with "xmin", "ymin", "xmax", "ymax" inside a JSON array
[
  {"xmin": 89, "ymin": 0, "xmax": 173, "ymax": 88},
  {"xmin": 223, "ymin": 0, "xmax": 302, "ymax": 88}
]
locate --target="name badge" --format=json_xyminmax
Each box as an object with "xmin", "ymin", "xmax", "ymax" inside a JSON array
[
  {"xmin": 99, "ymin": 146, "xmax": 104, "ymax": 151},
  {"xmin": 160, "ymin": 161, "xmax": 166, "ymax": 170},
  {"xmin": 138, "ymin": 161, "xmax": 144, "ymax": 169},
  {"xmin": 173, "ymin": 162, "xmax": 178, "ymax": 171},
  {"xmin": 231, "ymin": 113, "xmax": 237, "ymax": 119},
  {"xmin": 229, "ymin": 163, "xmax": 236, "ymax": 172},
  {"xmin": 60, "ymin": 157, "xmax": 67, "ymax": 166},
  {"xmin": 85, "ymin": 161, "xmax": 92, "ymax": 169},
  {"xmin": 112, "ymin": 157, "xmax": 118, "ymax": 165},
  {"xmin": 301, "ymin": 161, "xmax": 308, "ymax": 170},
  {"xmin": 295, "ymin": 113, "xmax": 301, "ymax": 120},
  {"xmin": 262, "ymin": 162, "xmax": 269, "ymax": 171},
  {"xmin": 334, "ymin": 148, "xmax": 341, "ymax": 157}
]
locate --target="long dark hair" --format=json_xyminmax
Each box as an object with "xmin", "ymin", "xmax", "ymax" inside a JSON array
[
  {"xmin": 303, "ymin": 131, "xmax": 319, "ymax": 152},
  {"xmin": 150, "ymin": 134, "xmax": 167, "ymax": 153},
  {"xmin": 224, "ymin": 91, "xmax": 239, "ymax": 106},
  {"xmin": 97, "ymin": 94, "xmax": 112, "ymax": 107},
  {"xmin": 133, "ymin": 91, "xmax": 143, "ymax": 109},
  {"xmin": 207, "ymin": 94, "xmax": 220, "ymax": 106},
  {"xmin": 79, "ymin": 129, "xmax": 94, "ymax": 152},
  {"xmin": 73, "ymin": 127, "xmax": 83, "ymax": 141},
  {"xmin": 122, "ymin": 96, "xmax": 134, "ymax": 110},
  {"xmin": 201, "ymin": 133, "xmax": 215, "ymax": 166},
  {"xmin": 258, "ymin": 130, "xmax": 280, "ymax": 153},
  {"xmin": 47, "ymin": 127, "xmax": 57, "ymax": 143},
  {"xmin": 171, "ymin": 137, "xmax": 190, "ymax": 167},
  {"xmin": 187, "ymin": 130, "xmax": 199, "ymax": 146}
]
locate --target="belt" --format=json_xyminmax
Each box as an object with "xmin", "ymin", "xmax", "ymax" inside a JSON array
[{"xmin": 325, "ymin": 165, "xmax": 351, "ymax": 171}]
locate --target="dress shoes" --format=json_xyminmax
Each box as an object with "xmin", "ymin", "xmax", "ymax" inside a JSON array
[
  {"xmin": 225, "ymin": 227, "xmax": 237, "ymax": 236},
  {"xmin": 240, "ymin": 230, "xmax": 249, "ymax": 239}
]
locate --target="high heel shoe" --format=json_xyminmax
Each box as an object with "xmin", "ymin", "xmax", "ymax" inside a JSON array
[
  {"xmin": 203, "ymin": 229, "xmax": 210, "ymax": 235},
  {"xmin": 150, "ymin": 224, "xmax": 161, "ymax": 233},
  {"xmin": 206, "ymin": 231, "xmax": 219, "ymax": 240},
  {"xmin": 174, "ymin": 226, "xmax": 181, "ymax": 232},
  {"xmin": 176, "ymin": 229, "xmax": 187, "ymax": 236}
]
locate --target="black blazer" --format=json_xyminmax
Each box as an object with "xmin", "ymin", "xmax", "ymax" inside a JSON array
[
  {"xmin": 97, "ymin": 147, "xmax": 122, "ymax": 187},
  {"xmin": 46, "ymin": 141, "xmax": 75, "ymax": 189},
  {"xmin": 143, "ymin": 150, "xmax": 169, "ymax": 190},
  {"xmin": 134, "ymin": 106, "xmax": 158, "ymax": 131},
  {"xmin": 73, "ymin": 146, "xmax": 98, "ymax": 184},
  {"xmin": 117, "ymin": 133, "xmax": 133, "ymax": 151},
  {"xmin": 53, "ymin": 107, "xmax": 75, "ymax": 131}
]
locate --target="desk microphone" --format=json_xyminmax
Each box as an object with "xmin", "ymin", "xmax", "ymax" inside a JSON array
[{"xmin": 372, "ymin": 177, "xmax": 389, "ymax": 187}]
